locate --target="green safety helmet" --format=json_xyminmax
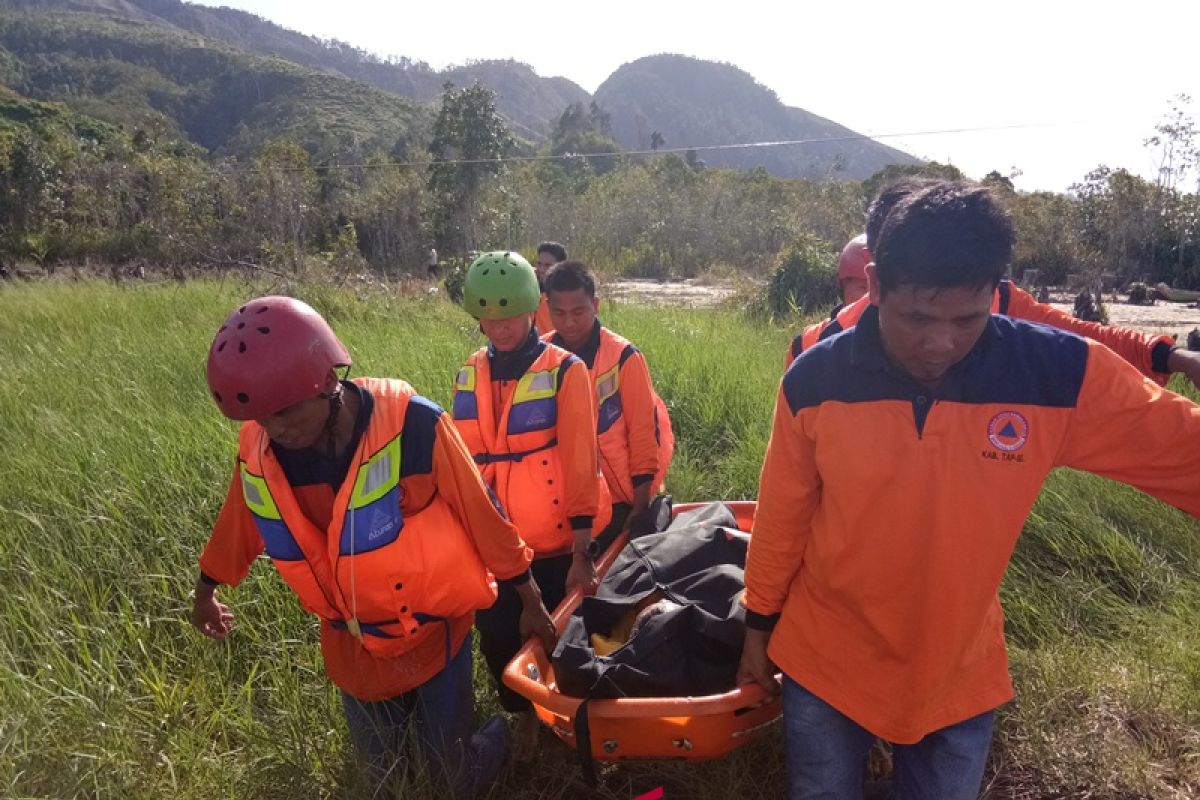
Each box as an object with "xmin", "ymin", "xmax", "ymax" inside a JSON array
[{"xmin": 462, "ymin": 251, "xmax": 541, "ymax": 320}]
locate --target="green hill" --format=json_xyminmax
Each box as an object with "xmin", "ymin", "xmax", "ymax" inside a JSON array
[
  {"xmin": 0, "ymin": 0, "xmax": 919, "ymax": 177},
  {"xmin": 0, "ymin": 9, "xmax": 428, "ymax": 160},
  {"xmin": 0, "ymin": 0, "xmax": 588, "ymax": 143},
  {"xmin": 594, "ymin": 54, "xmax": 920, "ymax": 180},
  {"xmin": 439, "ymin": 59, "xmax": 590, "ymax": 139}
]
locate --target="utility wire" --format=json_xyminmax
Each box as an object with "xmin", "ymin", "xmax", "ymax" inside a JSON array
[{"xmin": 218, "ymin": 120, "xmax": 1077, "ymax": 175}]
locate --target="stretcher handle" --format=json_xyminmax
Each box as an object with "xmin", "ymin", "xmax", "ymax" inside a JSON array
[
  {"xmin": 504, "ymin": 642, "xmax": 780, "ymax": 719},
  {"xmin": 551, "ymin": 529, "xmax": 630, "ymax": 631}
]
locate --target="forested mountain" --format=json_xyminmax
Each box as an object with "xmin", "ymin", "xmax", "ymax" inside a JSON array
[
  {"xmin": 595, "ymin": 55, "xmax": 919, "ymax": 180},
  {"xmin": 0, "ymin": 0, "xmax": 914, "ymax": 175},
  {"xmin": 0, "ymin": 10, "xmax": 429, "ymax": 161},
  {"xmin": 439, "ymin": 60, "xmax": 591, "ymax": 139},
  {"xmin": 0, "ymin": 0, "xmax": 590, "ymax": 141}
]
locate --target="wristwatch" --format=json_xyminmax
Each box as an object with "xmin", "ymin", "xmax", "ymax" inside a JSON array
[{"xmin": 573, "ymin": 539, "xmax": 599, "ymax": 559}]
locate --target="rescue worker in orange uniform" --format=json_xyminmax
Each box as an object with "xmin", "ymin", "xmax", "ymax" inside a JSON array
[
  {"xmin": 786, "ymin": 182, "xmax": 1200, "ymax": 388},
  {"xmin": 834, "ymin": 234, "xmax": 871, "ymax": 307},
  {"xmin": 542, "ymin": 260, "xmax": 675, "ymax": 543},
  {"xmin": 740, "ymin": 181, "xmax": 1200, "ymax": 799},
  {"xmin": 450, "ymin": 251, "xmax": 611, "ymax": 754},
  {"xmin": 534, "ymin": 241, "xmax": 567, "ymax": 334},
  {"xmin": 190, "ymin": 295, "xmax": 555, "ymax": 798},
  {"xmin": 784, "ymin": 234, "xmax": 870, "ymax": 365}
]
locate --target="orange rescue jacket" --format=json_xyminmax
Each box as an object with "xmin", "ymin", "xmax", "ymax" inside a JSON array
[
  {"xmin": 545, "ymin": 326, "xmax": 674, "ymax": 505},
  {"xmin": 233, "ymin": 379, "xmax": 497, "ymax": 656},
  {"xmin": 453, "ymin": 342, "xmax": 611, "ymax": 553},
  {"xmin": 200, "ymin": 379, "xmax": 537, "ymax": 701}
]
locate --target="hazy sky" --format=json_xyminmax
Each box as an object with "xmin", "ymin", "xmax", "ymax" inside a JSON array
[{"xmin": 192, "ymin": 0, "xmax": 1200, "ymax": 193}]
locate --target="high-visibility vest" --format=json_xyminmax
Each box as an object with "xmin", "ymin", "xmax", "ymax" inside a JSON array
[
  {"xmin": 590, "ymin": 328, "xmax": 674, "ymax": 504},
  {"xmin": 452, "ymin": 343, "xmax": 611, "ymax": 553},
  {"xmin": 237, "ymin": 378, "xmax": 496, "ymax": 658}
]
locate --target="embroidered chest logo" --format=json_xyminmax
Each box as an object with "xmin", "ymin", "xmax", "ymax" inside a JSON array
[{"xmin": 987, "ymin": 411, "xmax": 1030, "ymax": 452}]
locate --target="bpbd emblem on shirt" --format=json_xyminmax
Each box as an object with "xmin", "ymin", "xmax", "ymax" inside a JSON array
[{"xmin": 987, "ymin": 411, "xmax": 1030, "ymax": 452}]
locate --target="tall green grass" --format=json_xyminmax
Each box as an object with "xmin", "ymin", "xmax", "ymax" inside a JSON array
[{"xmin": 1, "ymin": 280, "xmax": 1198, "ymax": 799}]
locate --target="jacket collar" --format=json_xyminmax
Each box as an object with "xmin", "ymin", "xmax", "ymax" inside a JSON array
[
  {"xmin": 849, "ymin": 303, "xmax": 1000, "ymax": 393},
  {"xmin": 551, "ymin": 318, "xmax": 602, "ymax": 368},
  {"xmin": 487, "ymin": 327, "xmax": 546, "ymax": 381}
]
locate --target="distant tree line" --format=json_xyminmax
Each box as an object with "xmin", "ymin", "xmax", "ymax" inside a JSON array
[{"xmin": 3, "ymin": 84, "xmax": 1199, "ymax": 294}]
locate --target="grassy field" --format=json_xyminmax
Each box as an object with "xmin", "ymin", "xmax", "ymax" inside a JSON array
[{"xmin": 1, "ymin": 279, "xmax": 1199, "ymax": 799}]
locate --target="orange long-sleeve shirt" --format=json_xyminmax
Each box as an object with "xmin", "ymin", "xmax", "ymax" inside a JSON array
[
  {"xmin": 199, "ymin": 389, "xmax": 533, "ymax": 701},
  {"xmin": 787, "ymin": 281, "xmax": 1175, "ymax": 385},
  {"xmin": 749, "ymin": 306, "xmax": 1200, "ymax": 743}
]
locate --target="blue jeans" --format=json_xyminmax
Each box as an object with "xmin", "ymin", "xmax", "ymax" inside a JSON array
[
  {"xmin": 341, "ymin": 630, "xmax": 509, "ymax": 798},
  {"xmin": 782, "ymin": 676, "xmax": 994, "ymax": 800}
]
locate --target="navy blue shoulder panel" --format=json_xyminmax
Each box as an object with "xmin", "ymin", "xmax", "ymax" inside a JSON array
[
  {"xmin": 816, "ymin": 319, "xmax": 844, "ymax": 343},
  {"xmin": 618, "ymin": 344, "xmax": 639, "ymax": 367},
  {"xmin": 783, "ymin": 332, "xmax": 909, "ymax": 414},
  {"xmin": 557, "ymin": 353, "xmax": 582, "ymax": 389},
  {"xmin": 941, "ymin": 317, "xmax": 1088, "ymax": 408},
  {"xmin": 400, "ymin": 395, "xmax": 443, "ymax": 477},
  {"xmin": 783, "ymin": 316, "xmax": 1089, "ymax": 415}
]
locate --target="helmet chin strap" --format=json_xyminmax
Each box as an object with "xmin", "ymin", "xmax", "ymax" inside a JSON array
[
  {"xmin": 319, "ymin": 383, "xmax": 345, "ymax": 461},
  {"xmin": 321, "ymin": 368, "xmax": 358, "ymax": 633}
]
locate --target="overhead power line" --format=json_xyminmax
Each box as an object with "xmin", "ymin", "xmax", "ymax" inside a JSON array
[{"xmin": 220, "ymin": 120, "xmax": 1079, "ymax": 175}]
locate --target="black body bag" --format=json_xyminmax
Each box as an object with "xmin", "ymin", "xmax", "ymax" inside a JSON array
[{"xmin": 552, "ymin": 501, "xmax": 749, "ymax": 699}]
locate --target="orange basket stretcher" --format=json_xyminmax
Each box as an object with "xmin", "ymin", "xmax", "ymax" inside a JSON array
[{"xmin": 501, "ymin": 501, "xmax": 782, "ymax": 762}]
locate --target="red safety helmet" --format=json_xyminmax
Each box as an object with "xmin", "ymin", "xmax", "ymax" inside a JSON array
[
  {"xmin": 835, "ymin": 234, "xmax": 872, "ymax": 284},
  {"xmin": 206, "ymin": 296, "xmax": 350, "ymax": 421}
]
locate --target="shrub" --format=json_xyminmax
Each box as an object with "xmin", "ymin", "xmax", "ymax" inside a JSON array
[
  {"xmin": 441, "ymin": 255, "xmax": 471, "ymax": 304},
  {"xmin": 1126, "ymin": 282, "xmax": 1155, "ymax": 306},
  {"xmin": 762, "ymin": 235, "xmax": 837, "ymax": 317}
]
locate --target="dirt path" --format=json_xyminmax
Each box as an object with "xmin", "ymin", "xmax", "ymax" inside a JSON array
[
  {"xmin": 607, "ymin": 279, "xmax": 1200, "ymax": 340},
  {"xmin": 1049, "ymin": 294, "xmax": 1200, "ymax": 341},
  {"xmin": 606, "ymin": 278, "xmax": 735, "ymax": 307}
]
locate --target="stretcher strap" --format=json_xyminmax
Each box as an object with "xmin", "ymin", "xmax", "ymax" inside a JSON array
[{"xmin": 573, "ymin": 698, "xmax": 597, "ymax": 787}]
